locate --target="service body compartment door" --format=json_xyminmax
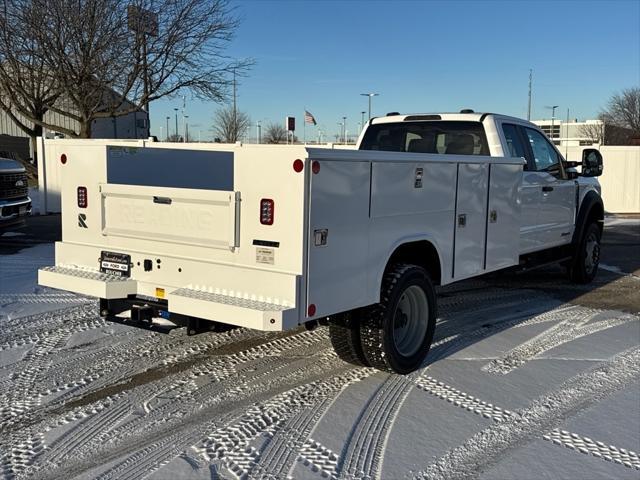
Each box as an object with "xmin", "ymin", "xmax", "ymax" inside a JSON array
[
  {"xmin": 306, "ymin": 160, "xmax": 370, "ymax": 318},
  {"xmin": 485, "ymin": 163, "xmax": 522, "ymax": 271},
  {"xmin": 454, "ymin": 163, "xmax": 488, "ymax": 280}
]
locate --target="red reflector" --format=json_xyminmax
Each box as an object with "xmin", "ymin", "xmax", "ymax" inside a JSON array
[
  {"xmin": 293, "ymin": 159, "xmax": 304, "ymax": 172},
  {"xmin": 307, "ymin": 304, "xmax": 316, "ymax": 317},
  {"xmin": 77, "ymin": 186, "xmax": 88, "ymax": 208},
  {"xmin": 260, "ymin": 198, "xmax": 274, "ymax": 225},
  {"xmin": 60, "ymin": 154, "xmax": 67, "ymax": 164},
  {"xmin": 312, "ymin": 161, "xmax": 320, "ymax": 174}
]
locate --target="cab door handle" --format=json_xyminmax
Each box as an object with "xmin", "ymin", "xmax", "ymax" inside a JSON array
[{"xmin": 542, "ymin": 186, "xmax": 554, "ymax": 192}]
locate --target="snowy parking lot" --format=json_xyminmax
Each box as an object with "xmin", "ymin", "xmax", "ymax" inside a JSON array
[{"xmin": 0, "ymin": 217, "xmax": 639, "ymax": 480}]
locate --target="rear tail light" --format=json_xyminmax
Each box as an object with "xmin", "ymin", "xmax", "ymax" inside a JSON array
[
  {"xmin": 77, "ymin": 186, "xmax": 88, "ymax": 208},
  {"xmin": 260, "ymin": 198, "xmax": 274, "ymax": 225}
]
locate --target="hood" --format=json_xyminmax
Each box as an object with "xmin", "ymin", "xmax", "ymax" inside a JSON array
[{"xmin": 0, "ymin": 158, "xmax": 26, "ymax": 173}]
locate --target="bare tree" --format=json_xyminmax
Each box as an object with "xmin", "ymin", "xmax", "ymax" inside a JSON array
[
  {"xmin": 263, "ymin": 123, "xmax": 288, "ymax": 144},
  {"xmin": 604, "ymin": 87, "xmax": 640, "ymax": 134},
  {"xmin": 212, "ymin": 106, "xmax": 250, "ymax": 143},
  {"xmin": 0, "ymin": 0, "xmax": 62, "ymax": 157},
  {"xmin": 579, "ymin": 117, "xmax": 606, "ymax": 144},
  {"xmin": 0, "ymin": 0, "xmax": 252, "ymax": 138}
]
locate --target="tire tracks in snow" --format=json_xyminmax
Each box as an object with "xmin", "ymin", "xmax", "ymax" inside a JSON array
[
  {"xmin": 24, "ymin": 328, "xmax": 336, "ymax": 479},
  {"xmin": 415, "ymin": 347, "xmax": 640, "ymax": 480}
]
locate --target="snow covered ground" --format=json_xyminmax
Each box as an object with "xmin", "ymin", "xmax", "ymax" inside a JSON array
[{"xmin": 0, "ymin": 234, "xmax": 639, "ymax": 479}]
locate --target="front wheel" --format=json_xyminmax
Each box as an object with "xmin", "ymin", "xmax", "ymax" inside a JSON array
[
  {"xmin": 569, "ymin": 222, "xmax": 601, "ymax": 283},
  {"xmin": 359, "ymin": 264, "xmax": 437, "ymax": 374}
]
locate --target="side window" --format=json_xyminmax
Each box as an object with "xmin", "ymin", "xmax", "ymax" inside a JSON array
[
  {"xmin": 524, "ymin": 128, "xmax": 559, "ymax": 171},
  {"xmin": 502, "ymin": 124, "xmax": 527, "ymax": 159}
]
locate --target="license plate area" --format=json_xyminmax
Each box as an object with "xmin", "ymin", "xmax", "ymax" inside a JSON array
[{"xmin": 100, "ymin": 251, "xmax": 131, "ymax": 277}]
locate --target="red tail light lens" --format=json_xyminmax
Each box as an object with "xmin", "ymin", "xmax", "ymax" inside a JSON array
[
  {"xmin": 77, "ymin": 186, "xmax": 88, "ymax": 208},
  {"xmin": 260, "ymin": 198, "xmax": 274, "ymax": 225}
]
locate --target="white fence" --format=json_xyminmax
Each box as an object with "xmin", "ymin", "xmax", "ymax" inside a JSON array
[
  {"xmin": 564, "ymin": 146, "xmax": 640, "ymax": 214},
  {"xmin": 36, "ymin": 138, "xmax": 640, "ymax": 214}
]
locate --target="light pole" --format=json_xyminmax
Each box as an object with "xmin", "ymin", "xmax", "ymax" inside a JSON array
[
  {"xmin": 342, "ymin": 116, "xmax": 347, "ymax": 144},
  {"xmin": 360, "ymin": 93, "xmax": 379, "ymax": 120},
  {"xmin": 360, "ymin": 111, "xmax": 366, "ymax": 130},
  {"xmin": 256, "ymin": 121, "xmax": 262, "ymax": 144},
  {"xmin": 165, "ymin": 116, "xmax": 170, "ymax": 141},
  {"xmin": 545, "ymin": 105, "xmax": 559, "ymax": 142},
  {"xmin": 184, "ymin": 115, "xmax": 189, "ymax": 142},
  {"xmin": 337, "ymin": 122, "xmax": 343, "ymax": 144},
  {"xmin": 174, "ymin": 108, "xmax": 179, "ymax": 140}
]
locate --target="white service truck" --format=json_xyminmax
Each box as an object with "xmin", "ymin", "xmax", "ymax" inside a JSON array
[{"xmin": 38, "ymin": 111, "xmax": 604, "ymax": 373}]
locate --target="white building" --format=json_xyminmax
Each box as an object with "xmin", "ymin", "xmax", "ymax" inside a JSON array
[
  {"xmin": 0, "ymin": 99, "xmax": 149, "ymax": 160},
  {"xmin": 532, "ymin": 118, "xmax": 604, "ymax": 147}
]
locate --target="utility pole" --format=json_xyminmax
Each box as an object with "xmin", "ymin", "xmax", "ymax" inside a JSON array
[
  {"xmin": 232, "ymin": 68, "xmax": 237, "ymax": 142},
  {"xmin": 545, "ymin": 105, "xmax": 559, "ymax": 142},
  {"xmin": 527, "ymin": 69, "xmax": 532, "ymax": 121},
  {"xmin": 565, "ymin": 108, "xmax": 570, "ymax": 158}
]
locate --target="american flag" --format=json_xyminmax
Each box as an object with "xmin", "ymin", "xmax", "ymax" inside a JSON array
[{"xmin": 304, "ymin": 110, "xmax": 317, "ymax": 125}]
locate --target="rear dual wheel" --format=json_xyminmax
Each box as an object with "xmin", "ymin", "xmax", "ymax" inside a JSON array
[{"xmin": 329, "ymin": 264, "xmax": 437, "ymax": 374}]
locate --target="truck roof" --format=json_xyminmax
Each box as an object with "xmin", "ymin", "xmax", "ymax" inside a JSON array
[{"xmin": 370, "ymin": 112, "xmax": 528, "ymax": 125}]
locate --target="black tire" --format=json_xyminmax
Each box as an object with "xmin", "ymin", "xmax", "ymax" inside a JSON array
[
  {"xmin": 328, "ymin": 311, "xmax": 370, "ymax": 367},
  {"xmin": 359, "ymin": 264, "xmax": 437, "ymax": 374},
  {"xmin": 569, "ymin": 222, "xmax": 601, "ymax": 284}
]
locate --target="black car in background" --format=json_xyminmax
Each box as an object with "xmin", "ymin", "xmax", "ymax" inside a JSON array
[{"xmin": 0, "ymin": 157, "xmax": 31, "ymax": 233}]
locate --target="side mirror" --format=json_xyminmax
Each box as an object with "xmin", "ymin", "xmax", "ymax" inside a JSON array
[{"xmin": 581, "ymin": 148, "xmax": 603, "ymax": 177}]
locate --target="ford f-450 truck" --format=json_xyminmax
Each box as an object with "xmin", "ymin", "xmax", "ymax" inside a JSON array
[{"xmin": 38, "ymin": 111, "xmax": 604, "ymax": 373}]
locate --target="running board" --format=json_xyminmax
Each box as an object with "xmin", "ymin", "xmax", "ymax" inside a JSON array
[
  {"xmin": 39, "ymin": 266, "xmax": 136, "ymax": 298},
  {"xmin": 168, "ymin": 287, "xmax": 296, "ymax": 331}
]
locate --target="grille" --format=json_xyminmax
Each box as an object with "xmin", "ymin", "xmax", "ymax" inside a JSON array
[{"xmin": 0, "ymin": 172, "xmax": 29, "ymax": 199}]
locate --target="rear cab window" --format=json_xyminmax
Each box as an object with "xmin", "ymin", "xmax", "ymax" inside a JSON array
[{"xmin": 360, "ymin": 121, "xmax": 489, "ymax": 156}]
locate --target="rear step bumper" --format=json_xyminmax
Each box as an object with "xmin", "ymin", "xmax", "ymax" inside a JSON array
[{"xmin": 38, "ymin": 266, "xmax": 297, "ymax": 331}]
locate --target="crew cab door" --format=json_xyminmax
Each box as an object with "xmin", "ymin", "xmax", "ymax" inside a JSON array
[
  {"xmin": 521, "ymin": 127, "xmax": 576, "ymax": 248},
  {"xmin": 500, "ymin": 123, "xmax": 540, "ymax": 253}
]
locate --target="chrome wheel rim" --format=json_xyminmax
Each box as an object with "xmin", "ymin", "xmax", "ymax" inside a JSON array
[
  {"xmin": 584, "ymin": 233, "xmax": 600, "ymax": 275},
  {"xmin": 392, "ymin": 285, "xmax": 429, "ymax": 357}
]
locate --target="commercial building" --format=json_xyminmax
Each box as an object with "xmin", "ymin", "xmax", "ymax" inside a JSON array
[
  {"xmin": 532, "ymin": 118, "xmax": 604, "ymax": 147},
  {"xmin": 0, "ymin": 100, "xmax": 149, "ymax": 160}
]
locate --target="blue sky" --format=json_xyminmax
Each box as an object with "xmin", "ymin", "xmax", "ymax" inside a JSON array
[{"xmin": 149, "ymin": 0, "xmax": 640, "ymax": 141}]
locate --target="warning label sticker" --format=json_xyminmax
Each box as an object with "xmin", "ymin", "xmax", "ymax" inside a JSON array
[{"xmin": 256, "ymin": 247, "xmax": 275, "ymax": 265}]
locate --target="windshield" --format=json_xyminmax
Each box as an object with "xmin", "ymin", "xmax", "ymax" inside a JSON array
[{"xmin": 360, "ymin": 121, "xmax": 489, "ymax": 155}]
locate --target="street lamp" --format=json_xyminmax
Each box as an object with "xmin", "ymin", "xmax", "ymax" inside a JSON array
[
  {"xmin": 337, "ymin": 122, "xmax": 343, "ymax": 144},
  {"xmin": 165, "ymin": 116, "xmax": 170, "ymax": 141},
  {"xmin": 342, "ymin": 116, "xmax": 347, "ymax": 144},
  {"xmin": 360, "ymin": 111, "xmax": 366, "ymax": 131},
  {"xmin": 545, "ymin": 105, "xmax": 559, "ymax": 142},
  {"xmin": 174, "ymin": 108, "xmax": 179, "ymax": 140},
  {"xmin": 360, "ymin": 93, "xmax": 379, "ymax": 120},
  {"xmin": 184, "ymin": 115, "xmax": 189, "ymax": 142}
]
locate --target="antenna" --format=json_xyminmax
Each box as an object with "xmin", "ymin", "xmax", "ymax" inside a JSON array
[{"xmin": 527, "ymin": 69, "xmax": 532, "ymax": 121}]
